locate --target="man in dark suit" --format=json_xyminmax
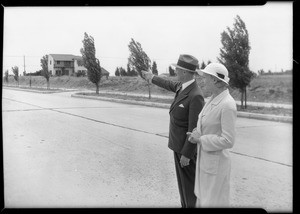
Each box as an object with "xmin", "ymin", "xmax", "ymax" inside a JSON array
[{"xmin": 142, "ymin": 54, "xmax": 205, "ymax": 208}]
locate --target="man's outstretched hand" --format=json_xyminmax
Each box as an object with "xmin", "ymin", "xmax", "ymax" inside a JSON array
[{"xmin": 141, "ymin": 70, "xmax": 154, "ymax": 82}]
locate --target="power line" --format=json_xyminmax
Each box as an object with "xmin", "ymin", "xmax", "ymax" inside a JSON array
[
  {"xmin": 3, "ymin": 55, "xmax": 42, "ymax": 58},
  {"xmin": 3, "ymin": 65, "xmax": 41, "ymax": 68}
]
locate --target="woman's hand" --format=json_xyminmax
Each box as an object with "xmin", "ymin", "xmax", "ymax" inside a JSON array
[{"xmin": 186, "ymin": 130, "xmax": 201, "ymax": 144}]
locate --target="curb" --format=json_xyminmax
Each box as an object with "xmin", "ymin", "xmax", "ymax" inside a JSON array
[
  {"xmin": 95, "ymin": 90, "xmax": 293, "ymax": 109},
  {"xmin": 3, "ymin": 86, "xmax": 76, "ymax": 94},
  {"xmin": 236, "ymin": 111, "xmax": 292, "ymax": 123},
  {"xmin": 71, "ymin": 94, "xmax": 170, "ymax": 109},
  {"xmin": 71, "ymin": 94, "xmax": 292, "ymax": 123}
]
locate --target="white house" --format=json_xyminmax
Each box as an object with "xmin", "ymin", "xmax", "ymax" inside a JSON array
[
  {"xmin": 48, "ymin": 54, "xmax": 87, "ymax": 76},
  {"xmin": 47, "ymin": 54, "xmax": 110, "ymax": 78}
]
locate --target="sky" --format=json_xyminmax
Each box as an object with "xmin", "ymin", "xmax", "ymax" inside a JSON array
[{"xmin": 3, "ymin": 2, "xmax": 293, "ymax": 76}]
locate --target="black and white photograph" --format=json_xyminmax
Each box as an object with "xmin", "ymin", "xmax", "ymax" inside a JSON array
[{"xmin": 2, "ymin": 2, "xmax": 293, "ymax": 212}]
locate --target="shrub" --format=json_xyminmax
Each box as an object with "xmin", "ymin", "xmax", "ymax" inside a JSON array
[
  {"xmin": 76, "ymin": 70, "xmax": 86, "ymax": 77},
  {"xmin": 269, "ymin": 89, "xmax": 275, "ymax": 94}
]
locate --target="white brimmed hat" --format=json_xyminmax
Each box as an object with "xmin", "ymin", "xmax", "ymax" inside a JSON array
[
  {"xmin": 197, "ymin": 63, "xmax": 230, "ymax": 84},
  {"xmin": 171, "ymin": 54, "xmax": 199, "ymax": 73}
]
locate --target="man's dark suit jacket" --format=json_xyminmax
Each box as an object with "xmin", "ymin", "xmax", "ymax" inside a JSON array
[{"xmin": 152, "ymin": 76, "xmax": 205, "ymax": 159}]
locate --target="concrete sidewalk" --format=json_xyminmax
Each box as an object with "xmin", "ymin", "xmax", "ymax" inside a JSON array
[
  {"xmin": 96, "ymin": 90, "xmax": 293, "ymax": 109},
  {"xmin": 96, "ymin": 90, "xmax": 293, "ymax": 123}
]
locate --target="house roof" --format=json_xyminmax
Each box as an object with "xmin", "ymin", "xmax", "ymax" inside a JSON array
[
  {"xmin": 49, "ymin": 54, "xmax": 76, "ymax": 61},
  {"xmin": 73, "ymin": 55, "xmax": 83, "ymax": 60},
  {"xmin": 100, "ymin": 67, "xmax": 109, "ymax": 75}
]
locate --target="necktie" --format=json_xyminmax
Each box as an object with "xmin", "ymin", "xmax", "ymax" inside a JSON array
[{"xmin": 175, "ymin": 85, "xmax": 182, "ymax": 98}]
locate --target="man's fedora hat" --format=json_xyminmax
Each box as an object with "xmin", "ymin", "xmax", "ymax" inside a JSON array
[
  {"xmin": 171, "ymin": 54, "xmax": 199, "ymax": 73},
  {"xmin": 197, "ymin": 62, "xmax": 230, "ymax": 85}
]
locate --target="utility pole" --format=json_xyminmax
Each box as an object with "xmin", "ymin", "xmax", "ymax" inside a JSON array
[
  {"xmin": 24, "ymin": 55, "xmax": 31, "ymax": 87},
  {"xmin": 23, "ymin": 55, "xmax": 26, "ymax": 75}
]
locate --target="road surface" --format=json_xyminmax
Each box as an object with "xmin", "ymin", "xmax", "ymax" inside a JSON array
[{"xmin": 2, "ymin": 89, "xmax": 292, "ymax": 211}]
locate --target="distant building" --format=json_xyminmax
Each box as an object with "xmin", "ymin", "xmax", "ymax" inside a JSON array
[{"xmin": 48, "ymin": 54, "xmax": 110, "ymax": 78}]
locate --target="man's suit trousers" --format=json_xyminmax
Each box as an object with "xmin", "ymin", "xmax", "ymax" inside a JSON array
[{"xmin": 174, "ymin": 151, "xmax": 197, "ymax": 208}]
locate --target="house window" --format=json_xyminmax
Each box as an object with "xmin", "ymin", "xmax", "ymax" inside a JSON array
[
  {"xmin": 57, "ymin": 61, "xmax": 60, "ymax": 64},
  {"xmin": 64, "ymin": 61, "xmax": 71, "ymax": 67},
  {"xmin": 50, "ymin": 60, "xmax": 51, "ymax": 65}
]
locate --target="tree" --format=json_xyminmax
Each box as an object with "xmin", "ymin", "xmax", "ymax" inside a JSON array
[
  {"xmin": 218, "ymin": 15, "xmax": 254, "ymax": 109},
  {"xmin": 80, "ymin": 32, "xmax": 102, "ymax": 94},
  {"xmin": 152, "ymin": 61, "xmax": 158, "ymax": 75},
  {"xmin": 119, "ymin": 67, "xmax": 127, "ymax": 76},
  {"xmin": 30, "ymin": 70, "xmax": 42, "ymax": 76},
  {"xmin": 41, "ymin": 55, "xmax": 51, "ymax": 89},
  {"xmin": 132, "ymin": 69, "xmax": 138, "ymax": 76},
  {"xmin": 126, "ymin": 63, "xmax": 138, "ymax": 76},
  {"xmin": 128, "ymin": 38, "xmax": 152, "ymax": 99},
  {"xmin": 12, "ymin": 66, "xmax": 19, "ymax": 86},
  {"xmin": 169, "ymin": 66, "xmax": 175, "ymax": 76},
  {"xmin": 129, "ymin": 69, "xmax": 138, "ymax": 77},
  {"xmin": 126, "ymin": 63, "xmax": 132, "ymax": 76},
  {"xmin": 200, "ymin": 61, "xmax": 206, "ymax": 69},
  {"xmin": 115, "ymin": 67, "xmax": 120, "ymax": 76},
  {"xmin": 4, "ymin": 70, "xmax": 9, "ymax": 85},
  {"xmin": 258, "ymin": 69, "xmax": 265, "ymax": 75}
]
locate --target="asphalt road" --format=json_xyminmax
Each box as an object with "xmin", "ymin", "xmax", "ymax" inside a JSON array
[{"xmin": 2, "ymin": 89, "xmax": 292, "ymax": 211}]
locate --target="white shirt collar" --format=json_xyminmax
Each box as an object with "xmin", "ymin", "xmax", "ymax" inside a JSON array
[{"xmin": 181, "ymin": 79, "xmax": 195, "ymax": 91}]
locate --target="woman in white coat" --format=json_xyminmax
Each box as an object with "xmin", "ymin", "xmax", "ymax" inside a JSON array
[{"xmin": 187, "ymin": 63, "xmax": 237, "ymax": 208}]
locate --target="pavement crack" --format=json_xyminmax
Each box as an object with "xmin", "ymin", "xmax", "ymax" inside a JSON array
[
  {"xmin": 3, "ymin": 97, "xmax": 158, "ymax": 136},
  {"xmin": 51, "ymin": 109, "xmax": 158, "ymax": 136},
  {"xmin": 3, "ymin": 97, "xmax": 44, "ymax": 109},
  {"xmin": 3, "ymin": 109, "xmax": 47, "ymax": 112},
  {"xmin": 3, "ymin": 97, "xmax": 147, "ymax": 112},
  {"xmin": 237, "ymin": 125, "xmax": 286, "ymax": 128}
]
